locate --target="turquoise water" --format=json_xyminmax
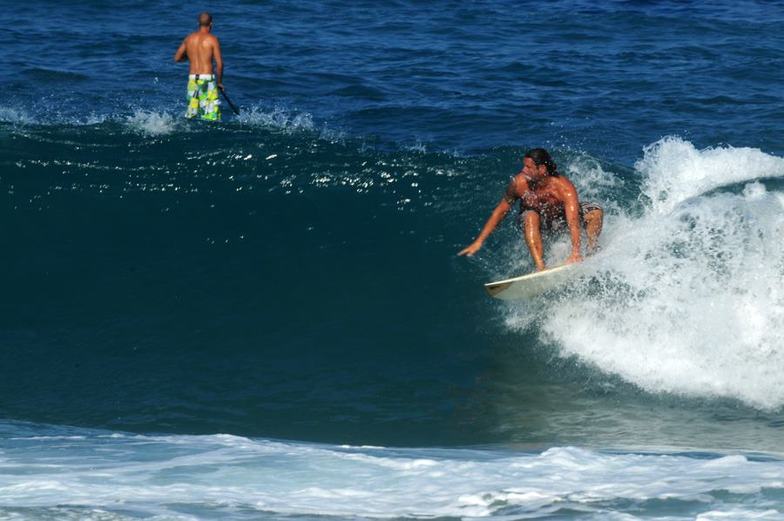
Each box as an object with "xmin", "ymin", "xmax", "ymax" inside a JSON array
[{"xmin": 3, "ymin": 1, "xmax": 784, "ymax": 518}]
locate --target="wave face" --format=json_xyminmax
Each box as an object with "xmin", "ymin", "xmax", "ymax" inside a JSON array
[
  {"xmin": 2, "ymin": 421, "xmax": 784, "ymax": 520},
  {"xmin": 4, "ymin": 116, "xmax": 784, "ymax": 452},
  {"xmin": 3, "ymin": 0, "xmax": 784, "ymax": 460}
]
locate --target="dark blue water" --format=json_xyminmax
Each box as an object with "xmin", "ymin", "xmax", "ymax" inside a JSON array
[
  {"xmin": 7, "ymin": 0, "xmax": 784, "ymax": 160},
  {"xmin": 3, "ymin": 1, "xmax": 784, "ymax": 518}
]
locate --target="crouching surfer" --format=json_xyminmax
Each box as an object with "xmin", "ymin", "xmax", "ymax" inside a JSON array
[{"xmin": 458, "ymin": 148, "xmax": 603, "ymax": 271}]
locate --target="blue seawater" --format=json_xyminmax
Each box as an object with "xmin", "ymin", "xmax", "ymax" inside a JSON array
[{"xmin": 2, "ymin": 0, "xmax": 784, "ymax": 519}]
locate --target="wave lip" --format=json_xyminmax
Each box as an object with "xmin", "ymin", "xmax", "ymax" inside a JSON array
[{"xmin": 638, "ymin": 137, "xmax": 784, "ymax": 214}]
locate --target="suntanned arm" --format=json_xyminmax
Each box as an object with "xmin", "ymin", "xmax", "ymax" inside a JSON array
[
  {"xmin": 558, "ymin": 179, "xmax": 582, "ymax": 263},
  {"xmin": 213, "ymin": 37, "xmax": 224, "ymax": 88},
  {"xmin": 174, "ymin": 38, "xmax": 187, "ymax": 62},
  {"xmin": 458, "ymin": 198, "xmax": 512, "ymax": 256}
]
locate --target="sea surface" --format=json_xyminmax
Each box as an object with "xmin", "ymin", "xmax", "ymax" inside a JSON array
[{"xmin": 2, "ymin": 1, "xmax": 784, "ymax": 519}]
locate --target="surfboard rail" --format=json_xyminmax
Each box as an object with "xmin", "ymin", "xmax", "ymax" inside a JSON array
[{"xmin": 484, "ymin": 263, "xmax": 577, "ymax": 300}]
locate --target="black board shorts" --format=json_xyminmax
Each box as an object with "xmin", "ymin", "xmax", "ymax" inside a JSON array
[{"xmin": 516, "ymin": 202, "xmax": 602, "ymax": 230}]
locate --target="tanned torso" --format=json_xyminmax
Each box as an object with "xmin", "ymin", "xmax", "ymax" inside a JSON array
[
  {"xmin": 183, "ymin": 32, "xmax": 219, "ymax": 75},
  {"xmin": 507, "ymin": 172, "xmax": 578, "ymax": 221}
]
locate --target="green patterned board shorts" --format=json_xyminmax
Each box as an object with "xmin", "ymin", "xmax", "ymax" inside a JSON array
[{"xmin": 186, "ymin": 74, "xmax": 221, "ymax": 121}]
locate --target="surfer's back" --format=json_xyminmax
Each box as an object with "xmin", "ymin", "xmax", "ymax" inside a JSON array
[{"xmin": 184, "ymin": 31, "xmax": 220, "ymax": 75}]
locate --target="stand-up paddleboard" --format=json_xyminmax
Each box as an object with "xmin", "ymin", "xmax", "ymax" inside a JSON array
[{"xmin": 485, "ymin": 263, "xmax": 577, "ymax": 300}]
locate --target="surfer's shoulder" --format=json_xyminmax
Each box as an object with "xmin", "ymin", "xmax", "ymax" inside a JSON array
[
  {"xmin": 548, "ymin": 177, "xmax": 579, "ymax": 204},
  {"xmin": 504, "ymin": 173, "xmax": 528, "ymax": 202},
  {"xmin": 545, "ymin": 173, "xmax": 576, "ymax": 192},
  {"xmin": 511, "ymin": 172, "xmax": 532, "ymax": 190}
]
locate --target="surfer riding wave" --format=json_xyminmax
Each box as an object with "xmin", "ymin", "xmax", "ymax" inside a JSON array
[{"xmin": 459, "ymin": 148, "xmax": 603, "ymax": 271}]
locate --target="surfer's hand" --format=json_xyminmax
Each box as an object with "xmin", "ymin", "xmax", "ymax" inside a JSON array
[
  {"xmin": 458, "ymin": 241, "xmax": 482, "ymax": 256},
  {"xmin": 565, "ymin": 252, "xmax": 583, "ymax": 264},
  {"xmin": 218, "ymin": 83, "xmax": 225, "ymax": 91}
]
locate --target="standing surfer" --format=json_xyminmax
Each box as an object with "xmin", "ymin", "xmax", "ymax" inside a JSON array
[
  {"xmin": 459, "ymin": 148, "xmax": 603, "ymax": 271},
  {"xmin": 174, "ymin": 12, "xmax": 224, "ymax": 121}
]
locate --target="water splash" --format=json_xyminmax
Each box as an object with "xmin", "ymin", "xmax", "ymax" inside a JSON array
[
  {"xmin": 125, "ymin": 110, "xmax": 177, "ymax": 136},
  {"xmin": 506, "ymin": 138, "xmax": 784, "ymax": 409},
  {"xmin": 236, "ymin": 104, "xmax": 315, "ymax": 132}
]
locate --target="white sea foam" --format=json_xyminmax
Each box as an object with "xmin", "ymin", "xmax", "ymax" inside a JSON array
[
  {"xmin": 506, "ymin": 138, "xmax": 784, "ymax": 409},
  {"xmin": 565, "ymin": 153, "xmax": 625, "ymax": 214},
  {"xmin": 0, "ymin": 107, "xmax": 33, "ymax": 125},
  {"xmin": 236, "ymin": 105, "xmax": 315, "ymax": 132},
  {"xmin": 0, "ymin": 106, "xmax": 109, "ymax": 127},
  {"xmin": 124, "ymin": 110, "xmax": 177, "ymax": 136},
  {"xmin": 639, "ymin": 137, "xmax": 784, "ymax": 214},
  {"xmin": 0, "ymin": 425, "xmax": 783, "ymax": 520}
]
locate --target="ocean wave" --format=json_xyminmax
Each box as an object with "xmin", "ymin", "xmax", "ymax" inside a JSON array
[
  {"xmin": 0, "ymin": 102, "xmax": 327, "ymax": 139},
  {"xmin": 638, "ymin": 137, "xmax": 784, "ymax": 214},
  {"xmin": 504, "ymin": 138, "xmax": 784, "ymax": 409},
  {"xmin": 1, "ymin": 421, "xmax": 782, "ymax": 520},
  {"xmin": 0, "ymin": 103, "xmax": 110, "ymax": 127}
]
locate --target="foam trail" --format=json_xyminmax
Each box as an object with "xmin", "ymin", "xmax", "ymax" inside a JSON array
[{"xmin": 508, "ymin": 139, "xmax": 784, "ymax": 409}]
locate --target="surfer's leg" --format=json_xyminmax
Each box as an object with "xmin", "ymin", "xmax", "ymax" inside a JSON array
[
  {"xmin": 583, "ymin": 206, "xmax": 603, "ymax": 253},
  {"xmin": 522, "ymin": 210, "xmax": 546, "ymax": 271},
  {"xmin": 186, "ymin": 77, "xmax": 199, "ymax": 119},
  {"xmin": 200, "ymin": 78, "xmax": 221, "ymax": 121}
]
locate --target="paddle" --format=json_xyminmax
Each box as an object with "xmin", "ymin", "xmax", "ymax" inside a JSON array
[{"xmin": 219, "ymin": 86, "xmax": 240, "ymax": 115}]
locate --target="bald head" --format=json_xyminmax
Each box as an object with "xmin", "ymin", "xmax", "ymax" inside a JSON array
[{"xmin": 198, "ymin": 12, "xmax": 212, "ymax": 27}]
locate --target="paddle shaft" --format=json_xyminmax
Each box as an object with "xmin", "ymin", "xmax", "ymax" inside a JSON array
[{"xmin": 219, "ymin": 87, "xmax": 240, "ymax": 115}]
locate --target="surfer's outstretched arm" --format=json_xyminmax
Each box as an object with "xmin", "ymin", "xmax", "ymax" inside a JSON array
[{"xmin": 458, "ymin": 199, "xmax": 511, "ymax": 256}]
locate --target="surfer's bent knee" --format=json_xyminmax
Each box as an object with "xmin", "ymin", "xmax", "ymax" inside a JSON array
[
  {"xmin": 585, "ymin": 207, "xmax": 603, "ymax": 220},
  {"xmin": 521, "ymin": 210, "xmax": 541, "ymax": 224},
  {"xmin": 515, "ymin": 210, "xmax": 541, "ymax": 230},
  {"xmin": 581, "ymin": 205, "xmax": 603, "ymax": 226}
]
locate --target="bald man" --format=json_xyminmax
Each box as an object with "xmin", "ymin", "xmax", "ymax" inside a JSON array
[{"xmin": 174, "ymin": 12, "xmax": 224, "ymax": 121}]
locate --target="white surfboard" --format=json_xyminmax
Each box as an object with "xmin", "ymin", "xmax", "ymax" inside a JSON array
[{"xmin": 484, "ymin": 263, "xmax": 578, "ymax": 300}]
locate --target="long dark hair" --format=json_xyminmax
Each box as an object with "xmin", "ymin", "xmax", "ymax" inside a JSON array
[{"xmin": 524, "ymin": 148, "xmax": 559, "ymax": 176}]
